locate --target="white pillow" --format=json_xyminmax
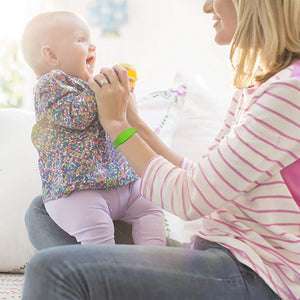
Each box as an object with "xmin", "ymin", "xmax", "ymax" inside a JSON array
[
  {"xmin": 0, "ymin": 108, "xmax": 39, "ymax": 272},
  {"xmin": 172, "ymin": 72, "xmax": 227, "ymax": 161},
  {"xmin": 137, "ymin": 84, "xmax": 187, "ymax": 146}
]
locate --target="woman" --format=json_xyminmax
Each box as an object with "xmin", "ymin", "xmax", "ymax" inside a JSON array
[{"xmin": 22, "ymin": 0, "xmax": 300, "ymax": 299}]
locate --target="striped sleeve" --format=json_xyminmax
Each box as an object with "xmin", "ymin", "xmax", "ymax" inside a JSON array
[
  {"xmin": 180, "ymin": 157, "xmax": 196, "ymax": 170},
  {"xmin": 140, "ymin": 77, "xmax": 300, "ymax": 220}
]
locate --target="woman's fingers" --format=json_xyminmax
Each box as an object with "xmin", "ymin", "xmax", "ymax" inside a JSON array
[
  {"xmin": 113, "ymin": 64, "xmax": 130, "ymax": 88},
  {"xmin": 99, "ymin": 67, "xmax": 119, "ymax": 86},
  {"xmin": 87, "ymin": 65, "xmax": 131, "ymax": 132},
  {"xmin": 118, "ymin": 64, "xmax": 135, "ymax": 84},
  {"xmin": 91, "ymin": 65, "xmax": 132, "ymax": 91},
  {"xmin": 93, "ymin": 73, "xmax": 110, "ymax": 89},
  {"xmin": 88, "ymin": 76, "xmax": 102, "ymax": 93}
]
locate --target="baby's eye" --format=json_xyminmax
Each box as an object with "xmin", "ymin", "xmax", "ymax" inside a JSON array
[{"xmin": 77, "ymin": 38, "xmax": 85, "ymax": 43}]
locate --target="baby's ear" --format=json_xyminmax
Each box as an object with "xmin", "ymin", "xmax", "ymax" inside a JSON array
[{"xmin": 41, "ymin": 45, "xmax": 59, "ymax": 67}]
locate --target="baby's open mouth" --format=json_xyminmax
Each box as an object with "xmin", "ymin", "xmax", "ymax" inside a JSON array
[{"xmin": 86, "ymin": 55, "xmax": 95, "ymax": 72}]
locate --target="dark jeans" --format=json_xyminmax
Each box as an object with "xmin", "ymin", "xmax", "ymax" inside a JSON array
[{"xmin": 22, "ymin": 196, "xmax": 281, "ymax": 300}]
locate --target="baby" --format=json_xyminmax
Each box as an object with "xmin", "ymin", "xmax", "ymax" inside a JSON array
[{"xmin": 21, "ymin": 11, "xmax": 166, "ymax": 246}]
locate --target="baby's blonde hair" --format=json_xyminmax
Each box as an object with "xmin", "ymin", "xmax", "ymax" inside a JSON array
[
  {"xmin": 21, "ymin": 11, "xmax": 79, "ymax": 76},
  {"xmin": 230, "ymin": 0, "xmax": 300, "ymax": 89}
]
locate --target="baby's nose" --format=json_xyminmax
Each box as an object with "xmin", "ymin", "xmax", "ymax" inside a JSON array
[{"xmin": 89, "ymin": 44, "xmax": 96, "ymax": 51}]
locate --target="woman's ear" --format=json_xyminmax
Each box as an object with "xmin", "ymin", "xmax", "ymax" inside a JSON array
[{"xmin": 41, "ymin": 45, "xmax": 59, "ymax": 67}]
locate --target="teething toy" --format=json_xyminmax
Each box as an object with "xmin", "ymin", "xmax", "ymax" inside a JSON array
[{"xmin": 119, "ymin": 63, "xmax": 137, "ymax": 86}]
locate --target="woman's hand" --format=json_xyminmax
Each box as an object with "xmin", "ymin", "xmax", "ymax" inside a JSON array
[
  {"xmin": 88, "ymin": 65, "xmax": 131, "ymax": 135},
  {"xmin": 88, "ymin": 64, "xmax": 183, "ymax": 173}
]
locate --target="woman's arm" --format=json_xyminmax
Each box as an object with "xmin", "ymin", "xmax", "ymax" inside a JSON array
[
  {"xmin": 88, "ymin": 65, "xmax": 183, "ymax": 176},
  {"xmin": 105, "ymin": 120, "xmax": 157, "ymax": 176},
  {"xmin": 89, "ymin": 65, "xmax": 300, "ymax": 221},
  {"xmin": 126, "ymin": 94, "xmax": 183, "ymax": 167}
]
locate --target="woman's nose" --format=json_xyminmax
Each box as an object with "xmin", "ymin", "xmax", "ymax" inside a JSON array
[{"xmin": 203, "ymin": 0, "xmax": 213, "ymax": 14}]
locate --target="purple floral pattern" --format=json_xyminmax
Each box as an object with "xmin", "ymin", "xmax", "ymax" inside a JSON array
[{"xmin": 32, "ymin": 70, "xmax": 138, "ymax": 202}]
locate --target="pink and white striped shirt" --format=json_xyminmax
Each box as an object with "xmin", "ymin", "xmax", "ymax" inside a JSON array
[{"xmin": 140, "ymin": 61, "xmax": 300, "ymax": 300}]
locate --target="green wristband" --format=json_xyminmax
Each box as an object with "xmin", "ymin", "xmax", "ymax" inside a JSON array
[{"xmin": 113, "ymin": 127, "xmax": 137, "ymax": 148}]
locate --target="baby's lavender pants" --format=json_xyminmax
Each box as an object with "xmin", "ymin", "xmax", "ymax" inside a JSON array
[{"xmin": 45, "ymin": 179, "xmax": 166, "ymax": 246}]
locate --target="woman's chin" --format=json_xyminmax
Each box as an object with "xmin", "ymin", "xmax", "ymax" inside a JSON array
[
  {"xmin": 214, "ymin": 28, "xmax": 234, "ymax": 46},
  {"xmin": 214, "ymin": 35, "xmax": 232, "ymax": 46}
]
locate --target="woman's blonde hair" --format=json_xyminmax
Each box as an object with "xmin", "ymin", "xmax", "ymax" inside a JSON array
[{"xmin": 230, "ymin": 0, "xmax": 300, "ymax": 89}]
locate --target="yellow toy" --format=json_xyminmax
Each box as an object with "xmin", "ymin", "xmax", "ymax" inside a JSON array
[{"xmin": 119, "ymin": 63, "xmax": 137, "ymax": 86}]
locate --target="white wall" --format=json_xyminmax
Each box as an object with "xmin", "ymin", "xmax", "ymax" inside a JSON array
[
  {"xmin": 14, "ymin": 0, "xmax": 234, "ymax": 110},
  {"xmin": 93, "ymin": 0, "xmax": 233, "ymax": 106}
]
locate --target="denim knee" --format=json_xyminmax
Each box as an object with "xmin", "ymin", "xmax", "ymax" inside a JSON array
[{"xmin": 24, "ymin": 248, "xmax": 54, "ymax": 283}]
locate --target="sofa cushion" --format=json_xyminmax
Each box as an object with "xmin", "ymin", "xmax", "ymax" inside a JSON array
[{"xmin": 0, "ymin": 108, "xmax": 39, "ymax": 272}]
